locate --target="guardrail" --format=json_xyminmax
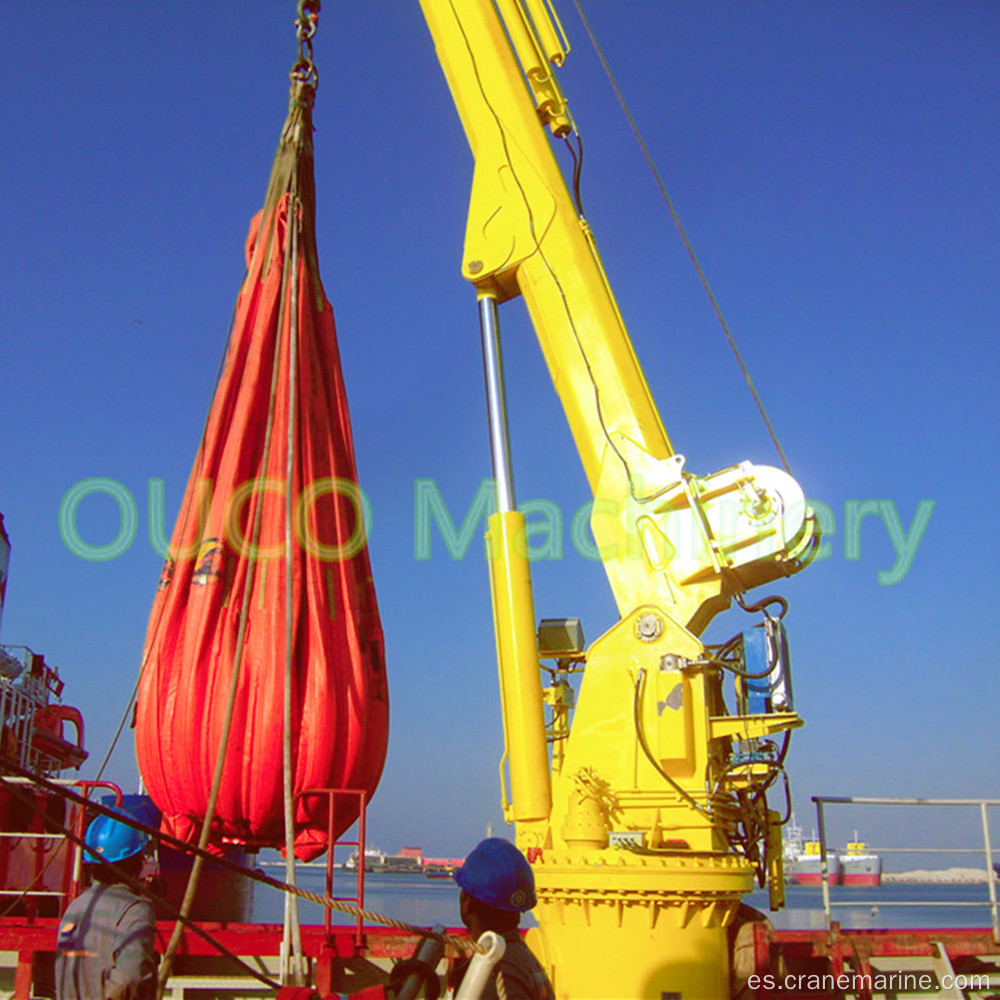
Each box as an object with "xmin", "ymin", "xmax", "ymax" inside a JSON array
[
  {"xmin": 812, "ymin": 795, "xmax": 999, "ymax": 944},
  {"xmin": 0, "ymin": 778, "xmax": 123, "ymax": 914},
  {"xmin": 294, "ymin": 787, "xmax": 367, "ymax": 948}
]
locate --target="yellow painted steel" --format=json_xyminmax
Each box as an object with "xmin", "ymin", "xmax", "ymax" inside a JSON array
[
  {"xmin": 494, "ymin": 0, "xmax": 572, "ymax": 134},
  {"xmin": 485, "ymin": 510, "xmax": 551, "ymax": 828},
  {"xmin": 416, "ymin": 1, "xmax": 818, "ymax": 996},
  {"xmin": 767, "ymin": 810, "xmax": 787, "ymax": 911}
]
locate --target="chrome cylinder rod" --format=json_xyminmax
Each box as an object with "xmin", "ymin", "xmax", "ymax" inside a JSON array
[{"xmin": 479, "ymin": 294, "xmax": 516, "ymax": 514}]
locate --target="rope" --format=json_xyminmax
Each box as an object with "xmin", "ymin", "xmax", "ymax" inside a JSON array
[
  {"xmin": 92, "ymin": 673, "xmax": 139, "ymax": 783},
  {"xmin": 282, "ymin": 179, "xmax": 306, "ymax": 990},
  {"xmin": 0, "ymin": 775, "xmax": 281, "ymax": 990},
  {"xmin": 157, "ymin": 129, "xmax": 301, "ymax": 1000},
  {"xmin": 157, "ymin": 7, "xmax": 327, "ymax": 980},
  {"xmin": 278, "ymin": 2, "xmax": 322, "ymax": 986},
  {"xmin": 0, "ymin": 848, "xmax": 62, "ymax": 920},
  {"xmin": 147, "ymin": 150, "xmax": 287, "ymax": 999},
  {"xmin": 153, "ymin": 4, "xmax": 329, "ymax": 987},
  {"xmin": 129, "ymin": 282, "xmax": 245, "ymax": 800},
  {"xmin": 111, "ymin": 288, "xmax": 244, "ymax": 791},
  {"xmin": 571, "ymin": 0, "xmax": 793, "ymax": 476},
  {"xmin": 0, "ymin": 764, "xmax": 486, "ymax": 957}
]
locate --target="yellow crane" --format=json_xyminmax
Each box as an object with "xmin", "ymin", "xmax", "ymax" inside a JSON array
[{"xmin": 418, "ymin": 1, "xmax": 819, "ymax": 997}]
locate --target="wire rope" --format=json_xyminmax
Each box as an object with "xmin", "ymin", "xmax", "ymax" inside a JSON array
[{"xmin": 571, "ymin": 0, "xmax": 793, "ymax": 475}]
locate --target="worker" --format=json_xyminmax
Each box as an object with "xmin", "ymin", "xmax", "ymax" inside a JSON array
[
  {"xmin": 452, "ymin": 837, "xmax": 554, "ymax": 1000},
  {"xmin": 55, "ymin": 813, "xmax": 158, "ymax": 1000}
]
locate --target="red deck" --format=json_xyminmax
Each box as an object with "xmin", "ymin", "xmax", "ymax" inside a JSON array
[
  {"xmin": 1, "ymin": 916, "xmax": 997, "ymax": 998},
  {"xmin": 0, "ymin": 917, "xmax": 467, "ymax": 998},
  {"xmin": 746, "ymin": 923, "xmax": 999, "ymax": 999}
]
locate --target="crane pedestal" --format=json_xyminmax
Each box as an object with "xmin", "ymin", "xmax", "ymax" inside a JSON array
[{"xmin": 529, "ymin": 852, "xmax": 754, "ymax": 999}]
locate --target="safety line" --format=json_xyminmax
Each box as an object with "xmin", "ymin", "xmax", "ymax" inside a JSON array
[
  {"xmin": 159, "ymin": 173, "xmax": 313, "ymax": 993},
  {"xmin": 0, "ymin": 764, "xmax": 485, "ymax": 956},
  {"xmin": 572, "ymin": 0, "xmax": 793, "ymax": 475},
  {"xmin": 92, "ymin": 673, "xmax": 140, "ymax": 784},
  {"xmin": 131, "ymin": 279, "xmax": 245, "ymax": 789},
  {"xmin": 0, "ymin": 775, "xmax": 281, "ymax": 991}
]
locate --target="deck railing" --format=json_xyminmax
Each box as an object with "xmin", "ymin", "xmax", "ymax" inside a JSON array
[
  {"xmin": 812, "ymin": 795, "xmax": 1000, "ymax": 944},
  {"xmin": 0, "ymin": 778, "xmax": 123, "ymax": 913},
  {"xmin": 0, "ymin": 649, "xmax": 52, "ymax": 773},
  {"xmin": 294, "ymin": 787, "xmax": 367, "ymax": 948}
]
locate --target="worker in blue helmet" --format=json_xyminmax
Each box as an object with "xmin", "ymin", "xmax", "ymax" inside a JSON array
[
  {"xmin": 452, "ymin": 838, "xmax": 554, "ymax": 1000},
  {"xmin": 55, "ymin": 812, "xmax": 158, "ymax": 1000}
]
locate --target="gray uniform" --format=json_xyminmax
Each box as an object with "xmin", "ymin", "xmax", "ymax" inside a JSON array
[
  {"xmin": 55, "ymin": 882, "xmax": 157, "ymax": 1000},
  {"xmin": 482, "ymin": 932, "xmax": 554, "ymax": 1000}
]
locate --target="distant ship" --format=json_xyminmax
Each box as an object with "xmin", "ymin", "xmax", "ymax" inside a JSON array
[
  {"xmin": 345, "ymin": 847, "xmax": 421, "ymax": 874},
  {"xmin": 839, "ymin": 838, "xmax": 882, "ymax": 887},
  {"xmin": 344, "ymin": 846, "xmax": 462, "ymax": 877},
  {"xmin": 782, "ymin": 820, "xmax": 882, "ymax": 886},
  {"xmin": 783, "ymin": 821, "xmax": 842, "ymax": 885}
]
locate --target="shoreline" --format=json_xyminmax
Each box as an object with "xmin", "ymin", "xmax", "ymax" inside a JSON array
[{"xmin": 882, "ymin": 868, "xmax": 993, "ymax": 885}]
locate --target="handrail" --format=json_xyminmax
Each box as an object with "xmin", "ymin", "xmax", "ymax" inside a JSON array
[
  {"xmin": 0, "ymin": 778, "xmax": 123, "ymax": 914},
  {"xmin": 294, "ymin": 788, "xmax": 367, "ymax": 950},
  {"xmin": 812, "ymin": 796, "xmax": 1000, "ymax": 944}
]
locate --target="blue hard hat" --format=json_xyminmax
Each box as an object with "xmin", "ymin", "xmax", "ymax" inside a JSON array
[
  {"xmin": 455, "ymin": 837, "xmax": 537, "ymax": 912},
  {"xmin": 83, "ymin": 812, "xmax": 149, "ymax": 865}
]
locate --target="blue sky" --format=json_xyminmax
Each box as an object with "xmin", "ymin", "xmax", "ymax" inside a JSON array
[{"xmin": 1, "ymin": 2, "xmax": 997, "ymax": 864}]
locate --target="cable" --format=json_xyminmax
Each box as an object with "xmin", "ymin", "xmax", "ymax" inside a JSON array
[
  {"xmin": 632, "ymin": 669, "xmax": 712, "ymax": 819},
  {"xmin": 0, "ymin": 761, "xmax": 486, "ymax": 955},
  {"xmin": 93, "ymin": 674, "xmax": 140, "ymax": 784},
  {"xmin": 749, "ymin": 732, "xmax": 791, "ymax": 801},
  {"xmin": 158, "ymin": 118, "xmax": 303, "ymax": 1000},
  {"xmin": 774, "ymin": 770, "xmax": 793, "ymax": 826},
  {"xmin": 0, "ymin": 775, "xmax": 281, "ymax": 991},
  {"xmin": 561, "ymin": 132, "xmax": 585, "ymax": 217},
  {"xmin": 773, "ymin": 729, "xmax": 792, "ymax": 770},
  {"xmin": 571, "ymin": 0, "xmax": 793, "ymax": 476},
  {"xmin": 447, "ymin": 0, "xmax": 644, "ymax": 500},
  {"xmin": 734, "ymin": 592, "xmax": 788, "ymax": 620},
  {"xmin": 713, "ymin": 658, "xmax": 775, "ymax": 682},
  {"xmin": 698, "ymin": 639, "xmax": 775, "ymax": 680}
]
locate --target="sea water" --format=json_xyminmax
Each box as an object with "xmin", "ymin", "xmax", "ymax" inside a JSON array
[
  {"xmin": 253, "ymin": 866, "xmax": 997, "ymax": 934},
  {"xmin": 254, "ymin": 869, "xmax": 462, "ymax": 928},
  {"xmin": 747, "ymin": 882, "xmax": 999, "ymax": 932}
]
